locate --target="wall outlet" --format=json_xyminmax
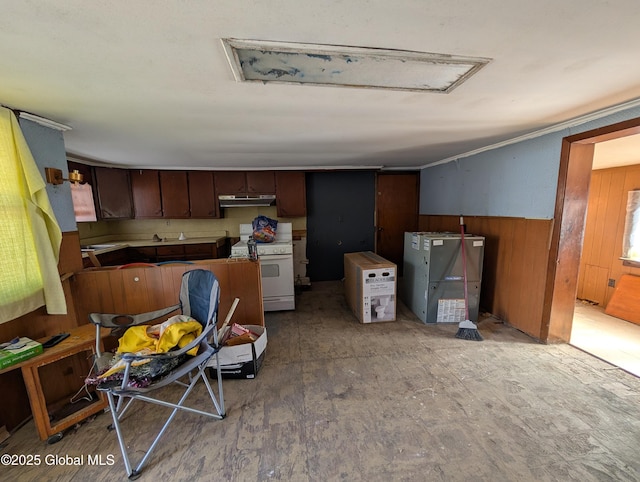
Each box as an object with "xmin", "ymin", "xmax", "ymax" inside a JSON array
[{"xmin": 608, "ymin": 278, "xmax": 616, "ymax": 287}]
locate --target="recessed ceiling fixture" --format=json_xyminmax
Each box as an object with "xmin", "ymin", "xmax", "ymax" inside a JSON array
[{"xmin": 221, "ymin": 38, "xmax": 490, "ymax": 93}]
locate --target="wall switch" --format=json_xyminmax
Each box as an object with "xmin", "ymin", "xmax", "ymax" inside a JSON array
[{"xmin": 608, "ymin": 278, "xmax": 616, "ymax": 287}]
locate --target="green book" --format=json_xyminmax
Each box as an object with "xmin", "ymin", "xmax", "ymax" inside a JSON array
[{"xmin": 0, "ymin": 338, "xmax": 43, "ymax": 370}]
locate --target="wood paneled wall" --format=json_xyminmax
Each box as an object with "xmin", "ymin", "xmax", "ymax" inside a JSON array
[
  {"xmin": 419, "ymin": 215, "xmax": 553, "ymax": 340},
  {"xmin": 577, "ymin": 164, "xmax": 640, "ymax": 306},
  {"xmin": 72, "ymin": 258, "xmax": 265, "ymax": 328}
]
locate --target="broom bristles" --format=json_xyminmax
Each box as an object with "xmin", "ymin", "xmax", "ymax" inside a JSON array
[
  {"xmin": 455, "ymin": 327, "xmax": 484, "ymax": 341},
  {"xmin": 456, "ymin": 319, "xmax": 483, "ymax": 341}
]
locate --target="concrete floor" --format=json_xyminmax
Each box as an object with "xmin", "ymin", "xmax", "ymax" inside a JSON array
[{"xmin": 2, "ymin": 281, "xmax": 640, "ymax": 481}]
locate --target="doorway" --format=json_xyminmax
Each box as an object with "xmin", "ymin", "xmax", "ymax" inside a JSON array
[
  {"xmin": 306, "ymin": 171, "xmax": 376, "ymax": 281},
  {"xmin": 568, "ymin": 133, "xmax": 640, "ymax": 376},
  {"xmin": 545, "ymin": 117, "xmax": 640, "ymax": 346}
]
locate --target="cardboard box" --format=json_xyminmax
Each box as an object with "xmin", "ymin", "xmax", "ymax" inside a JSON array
[
  {"xmin": 344, "ymin": 252, "xmax": 397, "ymax": 323},
  {"xmin": 207, "ymin": 325, "xmax": 267, "ymax": 379},
  {"xmin": 0, "ymin": 338, "xmax": 43, "ymax": 370}
]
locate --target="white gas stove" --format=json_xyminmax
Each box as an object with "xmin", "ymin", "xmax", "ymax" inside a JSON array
[{"xmin": 231, "ymin": 223, "xmax": 295, "ymax": 311}]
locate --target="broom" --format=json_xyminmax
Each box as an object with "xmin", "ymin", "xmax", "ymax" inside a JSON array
[{"xmin": 455, "ymin": 215, "xmax": 483, "ymax": 341}]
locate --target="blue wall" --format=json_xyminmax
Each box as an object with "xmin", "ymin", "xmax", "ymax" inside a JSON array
[
  {"xmin": 420, "ymin": 104, "xmax": 640, "ymax": 219},
  {"xmin": 19, "ymin": 118, "xmax": 76, "ymax": 232}
]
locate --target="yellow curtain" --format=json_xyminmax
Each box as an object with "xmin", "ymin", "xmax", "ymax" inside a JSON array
[{"xmin": 0, "ymin": 107, "xmax": 66, "ymax": 323}]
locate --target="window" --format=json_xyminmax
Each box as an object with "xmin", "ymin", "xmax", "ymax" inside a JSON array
[
  {"xmin": 0, "ymin": 108, "xmax": 65, "ymax": 323},
  {"xmin": 622, "ymin": 189, "xmax": 640, "ymax": 263},
  {"xmin": 0, "ymin": 148, "xmax": 44, "ymax": 318}
]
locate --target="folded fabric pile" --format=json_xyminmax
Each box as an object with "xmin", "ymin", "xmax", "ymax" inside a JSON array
[{"xmin": 86, "ymin": 315, "xmax": 202, "ymax": 388}]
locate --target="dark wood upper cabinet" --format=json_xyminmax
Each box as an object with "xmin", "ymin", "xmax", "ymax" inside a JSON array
[
  {"xmin": 160, "ymin": 171, "xmax": 190, "ymax": 218},
  {"xmin": 188, "ymin": 171, "xmax": 220, "ymax": 218},
  {"xmin": 275, "ymin": 171, "xmax": 306, "ymax": 217},
  {"xmin": 247, "ymin": 171, "xmax": 275, "ymax": 194},
  {"xmin": 93, "ymin": 167, "xmax": 134, "ymax": 220},
  {"xmin": 130, "ymin": 169, "xmax": 163, "ymax": 218},
  {"xmin": 214, "ymin": 171, "xmax": 246, "ymax": 195},
  {"xmin": 215, "ymin": 171, "xmax": 275, "ymax": 195}
]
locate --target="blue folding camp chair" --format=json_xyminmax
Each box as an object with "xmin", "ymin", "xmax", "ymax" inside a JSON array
[{"xmin": 89, "ymin": 269, "xmax": 226, "ymax": 479}]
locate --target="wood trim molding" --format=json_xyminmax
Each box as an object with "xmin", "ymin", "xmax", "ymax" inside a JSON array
[
  {"xmin": 543, "ymin": 141, "xmax": 594, "ymax": 342},
  {"xmin": 544, "ymin": 115, "xmax": 640, "ymax": 343}
]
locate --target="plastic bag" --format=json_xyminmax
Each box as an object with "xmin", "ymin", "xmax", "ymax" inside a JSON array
[{"xmin": 252, "ymin": 215, "xmax": 278, "ymax": 243}]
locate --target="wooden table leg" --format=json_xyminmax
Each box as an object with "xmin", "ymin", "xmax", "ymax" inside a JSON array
[
  {"xmin": 21, "ymin": 348, "xmax": 108, "ymax": 441},
  {"xmin": 21, "ymin": 365, "xmax": 50, "ymax": 441}
]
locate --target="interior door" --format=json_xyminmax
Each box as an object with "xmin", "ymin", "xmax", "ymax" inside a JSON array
[
  {"xmin": 376, "ymin": 173, "xmax": 419, "ymax": 273},
  {"xmin": 306, "ymin": 171, "xmax": 376, "ymax": 281}
]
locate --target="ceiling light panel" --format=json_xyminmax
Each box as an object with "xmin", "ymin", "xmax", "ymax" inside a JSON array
[{"xmin": 222, "ymin": 39, "xmax": 490, "ymax": 93}]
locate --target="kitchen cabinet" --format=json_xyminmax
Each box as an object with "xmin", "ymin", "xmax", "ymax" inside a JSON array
[
  {"xmin": 131, "ymin": 169, "xmax": 214, "ymax": 219},
  {"xmin": 156, "ymin": 244, "xmax": 186, "ymax": 261},
  {"xmin": 82, "ymin": 247, "xmax": 129, "ymax": 268},
  {"xmin": 214, "ymin": 171, "xmax": 246, "ymax": 195},
  {"xmin": 276, "ymin": 171, "xmax": 306, "ymax": 217},
  {"xmin": 247, "ymin": 171, "xmax": 275, "ymax": 194},
  {"xmin": 188, "ymin": 171, "xmax": 220, "ymax": 218},
  {"xmin": 125, "ymin": 240, "xmax": 228, "ymax": 264},
  {"xmin": 127, "ymin": 246, "xmax": 157, "ymax": 263},
  {"xmin": 215, "ymin": 171, "xmax": 275, "ymax": 195},
  {"xmin": 160, "ymin": 171, "xmax": 190, "ymax": 218},
  {"xmin": 93, "ymin": 167, "xmax": 134, "ymax": 220},
  {"xmin": 130, "ymin": 169, "xmax": 163, "ymax": 218}
]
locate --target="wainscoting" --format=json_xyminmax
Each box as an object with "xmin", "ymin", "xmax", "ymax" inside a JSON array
[{"xmin": 419, "ymin": 215, "xmax": 553, "ymax": 340}]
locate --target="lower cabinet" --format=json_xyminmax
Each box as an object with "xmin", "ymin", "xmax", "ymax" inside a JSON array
[
  {"xmin": 83, "ymin": 241, "xmax": 229, "ymax": 267},
  {"xmin": 126, "ymin": 242, "xmax": 229, "ymax": 264},
  {"xmin": 129, "ymin": 247, "xmax": 157, "ymax": 262},
  {"xmin": 82, "ymin": 249, "xmax": 129, "ymax": 268}
]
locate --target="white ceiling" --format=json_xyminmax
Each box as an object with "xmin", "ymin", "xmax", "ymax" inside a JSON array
[
  {"xmin": 2, "ymin": 1, "xmax": 640, "ymax": 171},
  {"xmin": 593, "ymin": 134, "xmax": 640, "ymax": 170}
]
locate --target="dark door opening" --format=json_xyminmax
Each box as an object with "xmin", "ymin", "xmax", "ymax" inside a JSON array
[{"xmin": 306, "ymin": 171, "xmax": 375, "ymax": 281}]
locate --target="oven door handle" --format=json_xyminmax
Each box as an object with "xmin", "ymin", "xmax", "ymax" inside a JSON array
[{"xmin": 258, "ymin": 254, "xmax": 291, "ymax": 261}]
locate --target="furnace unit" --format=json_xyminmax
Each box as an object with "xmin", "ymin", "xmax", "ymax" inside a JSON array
[{"xmin": 401, "ymin": 232, "xmax": 484, "ymax": 324}]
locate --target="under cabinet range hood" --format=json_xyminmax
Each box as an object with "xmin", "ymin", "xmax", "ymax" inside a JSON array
[{"xmin": 218, "ymin": 194, "xmax": 276, "ymax": 208}]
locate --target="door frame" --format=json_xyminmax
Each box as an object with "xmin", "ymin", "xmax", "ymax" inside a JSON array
[{"xmin": 543, "ymin": 117, "xmax": 640, "ymax": 342}]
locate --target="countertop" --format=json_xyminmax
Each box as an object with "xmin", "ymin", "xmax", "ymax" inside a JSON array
[{"xmin": 81, "ymin": 236, "xmax": 227, "ymax": 258}]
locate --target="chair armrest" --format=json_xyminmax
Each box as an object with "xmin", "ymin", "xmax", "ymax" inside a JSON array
[{"xmin": 89, "ymin": 304, "xmax": 180, "ymax": 329}]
